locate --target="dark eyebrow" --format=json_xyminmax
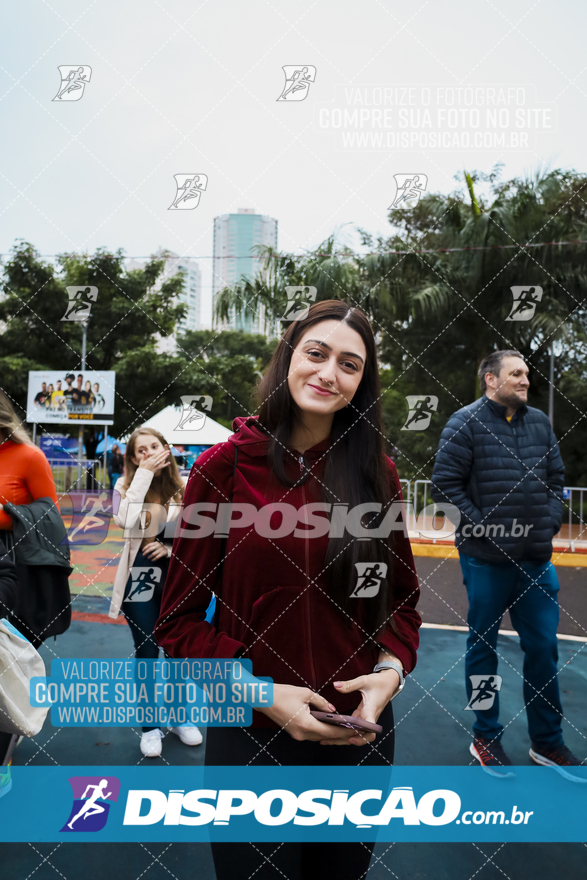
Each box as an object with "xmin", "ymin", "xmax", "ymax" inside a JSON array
[{"xmin": 305, "ymin": 339, "xmax": 364, "ymax": 364}]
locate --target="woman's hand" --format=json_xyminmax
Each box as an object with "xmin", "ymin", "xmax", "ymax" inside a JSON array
[
  {"xmin": 142, "ymin": 540, "xmax": 169, "ymax": 561},
  {"xmin": 256, "ymin": 683, "xmax": 358, "ymax": 745},
  {"xmin": 325, "ymin": 670, "xmax": 400, "ymax": 746},
  {"xmin": 138, "ymin": 448, "xmax": 170, "ymax": 474}
]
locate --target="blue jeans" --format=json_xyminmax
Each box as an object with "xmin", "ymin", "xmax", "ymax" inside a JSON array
[
  {"xmin": 123, "ymin": 547, "xmax": 169, "ymax": 731},
  {"xmin": 459, "ymin": 553, "xmax": 564, "ymax": 747}
]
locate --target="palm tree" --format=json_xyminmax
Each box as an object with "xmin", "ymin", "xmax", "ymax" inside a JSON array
[{"xmin": 211, "ymin": 167, "xmax": 587, "ymax": 481}]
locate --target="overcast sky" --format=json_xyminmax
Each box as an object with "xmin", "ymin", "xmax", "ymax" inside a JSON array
[{"xmin": 1, "ymin": 0, "xmax": 585, "ymax": 325}]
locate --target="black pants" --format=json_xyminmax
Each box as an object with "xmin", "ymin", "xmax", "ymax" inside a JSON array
[
  {"xmin": 122, "ymin": 548, "xmax": 169, "ymax": 731},
  {"xmin": 0, "ymin": 731, "xmax": 15, "ymax": 766},
  {"xmin": 205, "ymin": 701, "xmax": 395, "ymax": 880}
]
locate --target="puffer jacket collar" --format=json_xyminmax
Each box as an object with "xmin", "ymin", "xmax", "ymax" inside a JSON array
[{"xmin": 483, "ymin": 395, "xmax": 528, "ymax": 422}]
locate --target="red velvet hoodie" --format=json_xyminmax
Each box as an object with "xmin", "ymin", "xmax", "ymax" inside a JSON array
[{"xmin": 156, "ymin": 416, "xmax": 421, "ymax": 727}]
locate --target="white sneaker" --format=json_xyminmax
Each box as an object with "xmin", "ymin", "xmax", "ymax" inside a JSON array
[
  {"xmin": 140, "ymin": 728, "xmax": 163, "ymax": 757},
  {"xmin": 168, "ymin": 726, "xmax": 203, "ymax": 746}
]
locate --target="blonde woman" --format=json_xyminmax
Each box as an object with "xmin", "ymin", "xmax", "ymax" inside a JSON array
[{"xmin": 108, "ymin": 427, "xmax": 202, "ymax": 757}]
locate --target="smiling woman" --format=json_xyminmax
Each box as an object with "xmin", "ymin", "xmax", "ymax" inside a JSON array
[
  {"xmin": 286, "ymin": 320, "xmax": 366, "ymax": 447},
  {"xmin": 254, "ymin": 302, "xmax": 406, "ymax": 637},
  {"xmin": 156, "ymin": 299, "xmax": 422, "ymax": 880}
]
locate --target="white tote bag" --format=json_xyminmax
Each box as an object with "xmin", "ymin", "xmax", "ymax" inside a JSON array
[{"xmin": 0, "ymin": 618, "xmax": 49, "ymax": 737}]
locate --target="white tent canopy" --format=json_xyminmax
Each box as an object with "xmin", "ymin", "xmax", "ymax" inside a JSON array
[{"xmin": 120, "ymin": 405, "xmax": 233, "ymax": 447}]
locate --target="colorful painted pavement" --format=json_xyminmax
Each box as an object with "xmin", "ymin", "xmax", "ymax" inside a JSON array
[{"xmin": 68, "ymin": 518, "xmax": 126, "ymax": 623}]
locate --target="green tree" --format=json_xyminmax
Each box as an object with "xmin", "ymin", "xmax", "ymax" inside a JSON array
[
  {"xmin": 212, "ymin": 167, "xmax": 587, "ymax": 483},
  {"xmin": 176, "ymin": 330, "xmax": 278, "ymax": 426},
  {"xmin": 0, "ymin": 243, "xmax": 186, "ymax": 456}
]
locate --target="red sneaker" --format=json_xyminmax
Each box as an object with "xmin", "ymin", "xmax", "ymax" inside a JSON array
[
  {"xmin": 470, "ymin": 736, "xmax": 513, "ymax": 767},
  {"xmin": 529, "ymin": 743, "xmax": 583, "ymax": 766}
]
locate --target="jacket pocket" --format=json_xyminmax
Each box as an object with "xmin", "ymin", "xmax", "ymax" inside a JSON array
[
  {"xmin": 242, "ymin": 586, "xmax": 303, "ymax": 644},
  {"xmin": 241, "ymin": 586, "xmax": 309, "ymax": 684},
  {"xmin": 468, "ymin": 557, "xmax": 490, "ymax": 567}
]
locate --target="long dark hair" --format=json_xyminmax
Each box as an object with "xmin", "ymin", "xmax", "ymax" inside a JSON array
[{"xmin": 257, "ymin": 299, "xmax": 400, "ymax": 638}]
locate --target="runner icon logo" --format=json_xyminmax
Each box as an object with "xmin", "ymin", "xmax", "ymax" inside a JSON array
[
  {"xmin": 465, "ymin": 675, "xmax": 503, "ymax": 711},
  {"xmin": 125, "ymin": 567, "xmax": 161, "ymax": 603},
  {"xmin": 282, "ymin": 286, "xmax": 318, "ymax": 321},
  {"xmin": 61, "ymin": 776, "xmax": 120, "ymax": 832},
  {"xmin": 62, "ymin": 286, "xmax": 99, "ymax": 323},
  {"xmin": 174, "ymin": 395, "xmax": 213, "ymax": 432},
  {"xmin": 276, "ymin": 66, "xmax": 316, "ymax": 102},
  {"xmin": 350, "ymin": 562, "xmax": 388, "ymax": 598},
  {"xmin": 168, "ymin": 174, "xmax": 208, "ymax": 210},
  {"xmin": 66, "ymin": 491, "xmax": 111, "ymax": 545},
  {"xmin": 401, "ymin": 395, "xmax": 438, "ymax": 431},
  {"xmin": 53, "ymin": 66, "xmax": 92, "ymax": 102},
  {"xmin": 506, "ymin": 286, "xmax": 543, "ymax": 321},
  {"xmin": 389, "ymin": 174, "xmax": 428, "ymax": 209}
]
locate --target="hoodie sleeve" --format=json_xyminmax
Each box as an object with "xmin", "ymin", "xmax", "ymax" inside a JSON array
[
  {"xmin": 375, "ymin": 458, "xmax": 422, "ymax": 675},
  {"xmin": 155, "ymin": 443, "xmax": 248, "ymax": 660}
]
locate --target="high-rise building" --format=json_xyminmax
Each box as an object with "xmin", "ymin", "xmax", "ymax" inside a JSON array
[
  {"xmin": 212, "ymin": 209, "xmax": 278, "ymax": 335},
  {"xmin": 128, "ymin": 248, "xmax": 202, "ymax": 353}
]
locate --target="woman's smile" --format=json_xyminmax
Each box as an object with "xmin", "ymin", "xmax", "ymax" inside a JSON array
[{"xmin": 307, "ymin": 383, "xmax": 335, "ymax": 396}]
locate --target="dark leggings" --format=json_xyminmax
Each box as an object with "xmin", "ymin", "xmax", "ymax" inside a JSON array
[
  {"xmin": 205, "ymin": 701, "xmax": 395, "ymax": 880},
  {"xmin": 122, "ymin": 548, "xmax": 169, "ymax": 732},
  {"xmin": 0, "ymin": 731, "xmax": 15, "ymax": 766}
]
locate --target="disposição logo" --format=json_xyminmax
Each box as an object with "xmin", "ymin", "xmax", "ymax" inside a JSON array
[{"xmin": 61, "ymin": 776, "xmax": 120, "ymax": 832}]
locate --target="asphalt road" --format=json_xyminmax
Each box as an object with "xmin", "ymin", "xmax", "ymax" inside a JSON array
[{"xmin": 413, "ymin": 556, "xmax": 587, "ymax": 638}]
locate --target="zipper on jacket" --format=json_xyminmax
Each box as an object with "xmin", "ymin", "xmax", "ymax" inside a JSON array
[
  {"xmin": 301, "ymin": 477, "xmax": 317, "ymax": 690},
  {"xmin": 509, "ymin": 416, "xmax": 529, "ymax": 557}
]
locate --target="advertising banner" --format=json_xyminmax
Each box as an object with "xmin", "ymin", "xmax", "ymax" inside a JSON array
[{"xmin": 27, "ymin": 370, "xmax": 115, "ymax": 425}]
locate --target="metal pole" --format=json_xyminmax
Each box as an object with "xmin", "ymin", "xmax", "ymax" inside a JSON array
[
  {"xmin": 81, "ymin": 322, "xmax": 87, "ymax": 370},
  {"xmin": 76, "ymin": 322, "xmax": 88, "ymax": 488},
  {"xmin": 32, "ymin": 423, "xmax": 37, "ymax": 445},
  {"xmin": 548, "ymin": 344, "xmax": 554, "ymax": 427},
  {"xmin": 103, "ymin": 425, "xmax": 108, "ymax": 491}
]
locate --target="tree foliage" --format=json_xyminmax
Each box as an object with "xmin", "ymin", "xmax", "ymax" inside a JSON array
[
  {"xmin": 0, "ymin": 243, "xmax": 185, "ymax": 454},
  {"xmin": 0, "ymin": 244, "xmax": 278, "ymax": 454},
  {"xmin": 3, "ymin": 167, "xmax": 587, "ymax": 484},
  {"xmin": 213, "ymin": 167, "xmax": 587, "ymax": 484}
]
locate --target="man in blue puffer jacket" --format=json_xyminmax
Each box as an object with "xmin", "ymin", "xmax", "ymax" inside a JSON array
[{"xmin": 431, "ymin": 350, "xmax": 581, "ymax": 770}]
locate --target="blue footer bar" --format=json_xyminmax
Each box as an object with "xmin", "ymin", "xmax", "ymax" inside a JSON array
[{"xmin": 1, "ymin": 765, "xmax": 586, "ymax": 842}]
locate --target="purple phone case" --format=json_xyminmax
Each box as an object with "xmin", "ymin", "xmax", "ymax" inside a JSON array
[{"xmin": 310, "ymin": 710, "xmax": 383, "ymax": 734}]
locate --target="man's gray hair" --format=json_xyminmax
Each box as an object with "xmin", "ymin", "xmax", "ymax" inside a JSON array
[{"xmin": 478, "ymin": 350, "xmax": 525, "ymax": 393}]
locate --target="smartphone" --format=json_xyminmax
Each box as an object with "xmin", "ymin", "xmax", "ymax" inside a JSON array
[{"xmin": 310, "ymin": 711, "xmax": 383, "ymax": 734}]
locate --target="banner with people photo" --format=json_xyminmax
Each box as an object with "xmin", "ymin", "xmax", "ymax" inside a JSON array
[{"xmin": 26, "ymin": 370, "xmax": 115, "ymax": 425}]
